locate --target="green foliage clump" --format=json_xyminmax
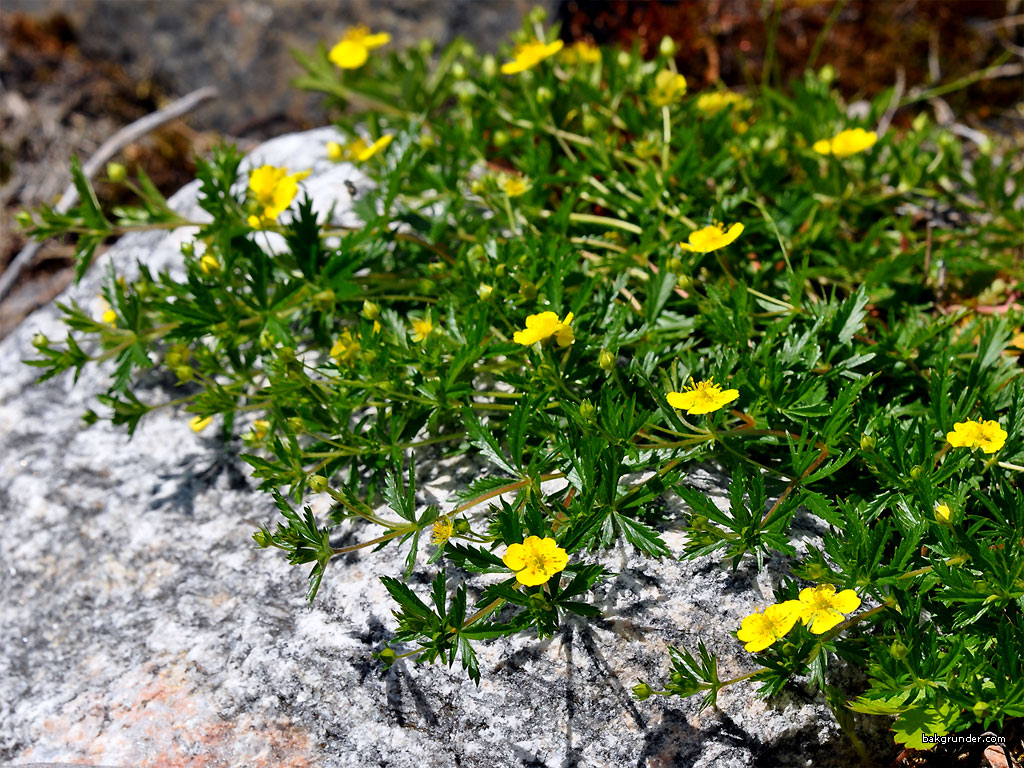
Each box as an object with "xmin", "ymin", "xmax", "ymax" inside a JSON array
[{"xmin": 20, "ymin": 9, "xmax": 1024, "ymax": 753}]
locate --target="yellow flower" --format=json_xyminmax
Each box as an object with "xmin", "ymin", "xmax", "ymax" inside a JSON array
[
  {"xmin": 410, "ymin": 316, "xmax": 434, "ymax": 343},
  {"xmin": 695, "ymin": 90, "xmax": 751, "ymax": 116},
  {"xmin": 502, "ymin": 535, "xmax": 569, "ymax": 586},
  {"xmin": 946, "ymin": 419, "xmax": 1007, "ymax": 454},
  {"xmin": 679, "ymin": 221, "xmax": 744, "ymax": 253},
  {"xmin": 328, "ymin": 135, "xmax": 393, "ymax": 164},
  {"xmin": 934, "ymin": 502, "xmax": 952, "ymax": 524},
  {"xmin": 650, "ymin": 69, "xmax": 687, "ymax": 107},
  {"xmin": 328, "ymin": 25, "xmax": 391, "ymax": 70},
  {"xmin": 252, "ymin": 419, "xmax": 270, "ymax": 440},
  {"xmin": 736, "ymin": 601, "xmax": 803, "ymax": 652},
  {"xmin": 667, "ymin": 377, "xmax": 739, "ymax": 415},
  {"xmin": 96, "ymin": 296, "xmax": 117, "ymax": 324},
  {"xmin": 561, "ymin": 40, "xmax": 601, "ymax": 65},
  {"xmin": 190, "ymin": 415, "xmax": 213, "ymax": 433},
  {"xmin": 431, "ymin": 516, "xmax": 454, "ymax": 546},
  {"xmin": 500, "ymin": 174, "xmax": 530, "ymax": 197},
  {"xmin": 501, "ymin": 39, "xmax": 564, "ymax": 75},
  {"xmin": 246, "ymin": 165, "xmax": 311, "ymax": 229},
  {"xmin": 1008, "ymin": 332, "xmax": 1024, "ymax": 351},
  {"xmin": 813, "ymin": 128, "xmax": 877, "ymax": 157},
  {"xmin": 512, "ymin": 311, "xmax": 575, "ymax": 347},
  {"xmin": 330, "ymin": 328, "xmax": 361, "ymax": 365},
  {"xmin": 199, "ymin": 254, "xmax": 220, "ymax": 275},
  {"xmin": 796, "ymin": 584, "xmax": 861, "ymax": 634}
]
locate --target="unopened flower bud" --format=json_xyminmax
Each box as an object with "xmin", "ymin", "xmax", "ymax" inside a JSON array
[
  {"xmin": 252, "ymin": 529, "xmax": 273, "ymax": 548},
  {"xmin": 889, "ymin": 640, "xmax": 908, "ymax": 660},
  {"xmin": 286, "ymin": 416, "xmax": 305, "ymax": 433},
  {"xmin": 972, "ymin": 701, "xmax": 991, "ymax": 719},
  {"xmin": 481, "ymin": 54, "xmax": 497, "ymax": 78},
  {"xmin": 199, "ymin": 253, "xmax": 220, "ymax": 275},
  {"xmin": 910, "ymin": 465, "xmax": 924, "ymax": 480},
  {"xmin": 527, "ymin": 5, "xmax": 547, "ymax": 23},
  {"xmin": 804, "ymin": 562, "xmax": 826, "ymax": 580},
  {"xmin": 105, "ymin": 162, "xmax": 127, "ymax": 182},
  {"xmin": 495, "ymin": 263, "xmax": 507, "ymax": 277},
  {"xmin": 528, "ymin": 592, "xmax": 549, "ymax": 609},
  {"xmin": 493, "ymin": 130, "xmax": 511, "ymax": 148},
  {"xmin": 376, "ymin": 647, "xmax": 398, "ymax": 665},
  {"xmin": 32, "ymin": 332, "xmax": 49, "ymax": 347},
  {"xmin": 519, "ymin": 281, "xmax": 537, "ymax": 300},
  {"xmin": 181, "ymin": 241, "xmax": 195, "ymax": 257},
  {"xmin": 616, "ymin": 50, "xmax": 632, "ymax": 70},
  {"xmin": 632, "ymin": 682, "xmax": 653, "ymax": 701},
  {"xmin": 582, "ymin": 113, "xmax": 600, "ymax": 133},
  {"xmin": 175, "ymin": 365, "xmax": 194, "ymax": 382},
  {"xmin": 818, "ymin": 64, "xmax": 836, "ymax": 84},
  {"xmin": 759, "ymin": 374, "xmax": 770, "ymax": 389},
  {"xmin": 313, "ymin": 289, "xmax": 335, "ymax": 312},
  {"xmin": 453, "ymin": 518, "xmax": 471, "ymax": 534},
  {"xmin": 451, "ymin": 62, "xmax": 468, "ymax": 80},
  {"xmin": 658, "ymin": 36, "xmax": 676, "ymax": 58},
  {"xmin": 860, "ymin": 433, "xmax": 876, "ymax": 451},
  {"xmin": 536, "ymin": 86, "xmax": 554, "ymax": 105},
  {"xmin": 478, "ymin": 283, "xmax": 494, "ymax": 300},
  {"xmin": 309, "ymin": 474, "xmax": 328, "ymax": 493},
  {"xmin": 362, "ymin": 300, "xmax": 380, "ymax": 320},
  {"xmin": 598, "ymin": 349, "xmax": 615, "ymax": 371},
  {"xmin": 15, "ymin": 210, "xmax": 34, "ymax": 229},
  {"xmin": 580, "ymin": 399, "xmax": 597, "ymax": 423}
]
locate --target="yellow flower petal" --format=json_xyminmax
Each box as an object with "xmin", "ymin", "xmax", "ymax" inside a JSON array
[
  {"xmin": 329, "ymin": 39, "xmax": 369, "ymax": 69},
  {"xmin": 361, "ymin": 32, "xmax": 391, "ymax": 50},
  {"xmin": 814, "ymin": 128, "xmax": 877, "ymax": 157},
  {"xmin": 666, "ymin": 377, "xmax": 739, "ymax": 415},
  {"xmin": 355, "ymin": 134, "xmax": 393, "ymax": 162},
  {"xmin": 502, "ymin": 542, "xmax": 527, "ymax": 571},
  {"xmin": 797, "ymin": 584, "xmax": 860, "ymax": 634},
  {"xmin": 695, "ymin": 91, "xmax": 750, "ymax": 116},
  {"xmin": 513, "ymin": 311, "xmax": 574, "ymax": 346},
  {"xmin": 680, "ymin": 222, "xmax": 744, "ymax": 253},
  {"xmin": 502, "ymin": 39, "xmax": 564, "ymax": 75},
  {"xmin": 502, "ymin": 535, "xmax": 569, "ymax": 586},
  {"xmin": 736, "ymin": 601, "xmax": 801, "ymax": 652},
  {"xmin": 190, "ymin": 415, "xmax": 213, "ymax": 433},
  {"xmin": 947, "ymin": 418, "xmax": 1006, "ymax": 453},
  {"xmin": 650, "ymin": 69, "xmax": 687, "ymax": 107},
  {"xmin": 812, "ymin": 139, "xmax": 833, "ymax": 155}
]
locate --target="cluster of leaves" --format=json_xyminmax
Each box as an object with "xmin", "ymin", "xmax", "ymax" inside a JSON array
[{"xmin": 20, "ymin": 8, "xmax": 1024, "ymax": 753}]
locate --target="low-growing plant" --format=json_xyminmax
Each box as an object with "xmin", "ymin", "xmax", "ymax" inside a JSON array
[{"xmin": 19, "ymin": 8, "xmax": 1024, "ymax": 756}]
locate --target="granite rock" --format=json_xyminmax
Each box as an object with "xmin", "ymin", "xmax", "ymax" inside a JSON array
[{"xmin": 0, "ymin": 128, "xmax": 888, "ymax": 767}]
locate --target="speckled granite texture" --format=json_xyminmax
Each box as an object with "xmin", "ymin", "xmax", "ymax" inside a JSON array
[{"xmin": 0, "ymin": 128, "xmax": 888, "ymax": 767}]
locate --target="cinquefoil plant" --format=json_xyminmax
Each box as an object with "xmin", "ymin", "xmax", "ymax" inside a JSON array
[{"xmin": 20, "ymin": 7, "xmax": 1024, "ymax": 755}]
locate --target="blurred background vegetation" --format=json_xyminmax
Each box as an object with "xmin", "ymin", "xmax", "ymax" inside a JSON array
[{"xmin": 1, "ymin": 0, "xmax": 1021, "ymax": 337}]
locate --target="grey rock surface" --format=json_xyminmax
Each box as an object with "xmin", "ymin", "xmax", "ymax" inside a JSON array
[
  {"xmin": 0, "ymin": 128, "xmax": 887, "ymax": 767},
  {"xmin": 3, "ymin": 0, "xmax": 558, "ymax": 134}
]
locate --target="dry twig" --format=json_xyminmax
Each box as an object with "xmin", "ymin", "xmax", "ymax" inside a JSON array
[{"xmin": 0, "ymin": 85, "xmax": 218, "ymax": 304}]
